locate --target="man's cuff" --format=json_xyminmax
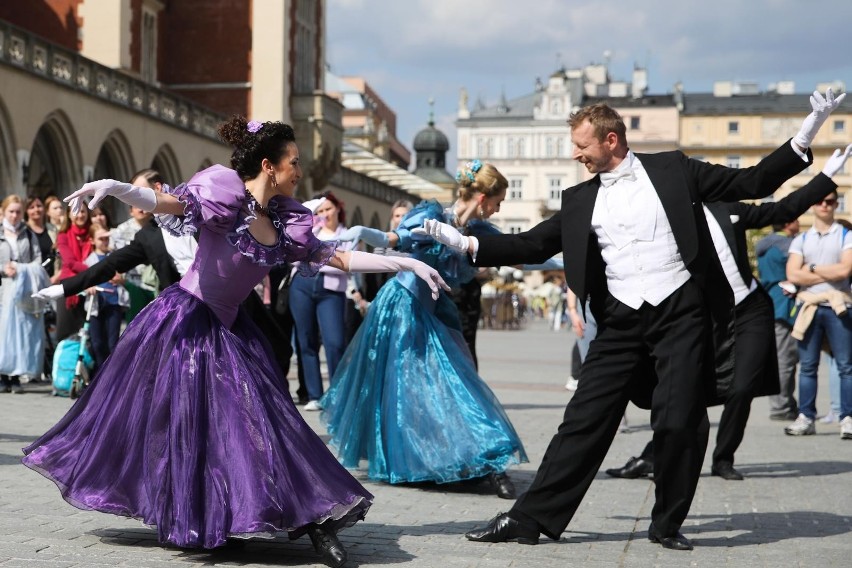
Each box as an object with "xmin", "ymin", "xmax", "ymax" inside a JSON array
[
  {"xmin": 790, "ymin": 139, "xmax": 809, "ymax": 161},
  {"xmin": 469, "ymin": 236, "xmax": 480, "ymax": 263}
]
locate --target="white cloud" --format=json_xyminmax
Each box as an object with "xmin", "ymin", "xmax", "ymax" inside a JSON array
[{"xmin": 328, "ymin": 0, "xmax": 852, "ymax": 170}]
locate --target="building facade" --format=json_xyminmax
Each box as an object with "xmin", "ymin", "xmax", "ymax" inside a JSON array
[
  {"xmin": 680, "ymin": 81, "xmax": 851, "ymax": 225},
  {"xmin": 458, "ymin": 69, "xmax": 850, "ymax": 233},
  {"xmin": 456, "ymin": 64, "xmax": 677, "ymax": 233}
]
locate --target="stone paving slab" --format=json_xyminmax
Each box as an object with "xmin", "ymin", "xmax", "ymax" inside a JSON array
[{"xmin": 1, "ymin": 318, "xmax": 850, "ymax": 567}]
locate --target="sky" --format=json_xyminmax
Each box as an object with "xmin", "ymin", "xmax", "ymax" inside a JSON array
[{"xmin": 326, "ymin": 0, "xmax": 852, "ymax": 172}]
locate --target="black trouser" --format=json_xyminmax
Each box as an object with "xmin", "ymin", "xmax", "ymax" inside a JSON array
[
  {"xmin": 451, "ymin": 279, "xmax": 483, "ymax": 370},
  {"xmin": 638, "ymin": 291, "xmax": 774, "ymax": 467},
  {"xmin": 511, "ymin": 281, "xmax": 710, "ymax": 539},
  {"xmin": 712, "ymin": 291, "xmax": 773, "ymax": 465}
]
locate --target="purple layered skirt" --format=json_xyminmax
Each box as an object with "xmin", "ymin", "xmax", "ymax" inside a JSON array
[{"xmin": 22, "ymin": 285, "xmax": 372, "ymax": 549}]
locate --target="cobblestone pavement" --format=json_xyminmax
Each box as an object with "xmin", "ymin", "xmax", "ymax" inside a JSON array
[{"xmin": 1, "ymin": 317, "xmax": 849, "ymax": 567}]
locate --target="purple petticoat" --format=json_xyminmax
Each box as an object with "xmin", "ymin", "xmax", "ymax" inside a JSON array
[{"xmin": 22, "ymin": 285, "xmax": 372, "ymax": 549}]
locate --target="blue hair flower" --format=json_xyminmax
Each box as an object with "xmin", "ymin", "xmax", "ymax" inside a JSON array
[
  {"xmin": 247, "ymin": 120, "xmax": 264, "ymax": 133},
  {"xmin": 469, "ymin": 159, "xmax": 483, "ymax": 173}
]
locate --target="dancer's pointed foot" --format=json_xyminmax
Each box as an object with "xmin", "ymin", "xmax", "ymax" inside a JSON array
[
  {"xmin": 307, "ymin": 524, "xmax": 348, "ymax": 567},
  {"xmin": 488, "ymin": 472, "xmax": 516, "ymax": 499}
]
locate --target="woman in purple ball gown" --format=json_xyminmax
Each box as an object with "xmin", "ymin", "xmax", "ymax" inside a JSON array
[{"xmin": 24, "ymin": 116, "xmax": 447, "ymax": 568}]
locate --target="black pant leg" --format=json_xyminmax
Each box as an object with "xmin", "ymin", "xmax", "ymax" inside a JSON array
[
  {"xmin": 713, "ymin": 292, "xmax": 773, "ymax": 465},
  {"xmin": 511, "ymin": 297, "xmax": 642, "ymax": 539},
  {"xmin": 644, "ymin": 281, "xmax": 710, "ymax": 537}
]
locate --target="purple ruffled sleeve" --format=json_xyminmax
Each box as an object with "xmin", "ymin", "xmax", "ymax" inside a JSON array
[
  {"xmin": 156, "ymin": 165, "xmax": 245, "ymax": 236},
  {"xmin": 226, "ymin": 196, "xmax": 337, "ymax": 273}
]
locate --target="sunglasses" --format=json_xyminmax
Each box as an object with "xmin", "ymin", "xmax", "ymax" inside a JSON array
[{"xmin": 818, "ymin": 198, "xmax": 838, "ymax": 207}]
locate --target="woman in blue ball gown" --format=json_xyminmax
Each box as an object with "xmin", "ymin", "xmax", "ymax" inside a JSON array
[{"xmin": 322, "ymin": 160, "xmax": 528, "ymax": 498}]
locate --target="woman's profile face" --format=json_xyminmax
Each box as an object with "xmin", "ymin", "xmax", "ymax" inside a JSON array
[
  {"xmin": 271, "ymin": 142, "xmax": 302, "ymax": 198},
  {"xmin": 479, "ymin": 188, "xmax": 506, "ymax": 219}
]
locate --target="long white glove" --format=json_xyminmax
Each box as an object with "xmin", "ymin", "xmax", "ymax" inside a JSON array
[
  {"xmin": 347, "ymin": 251, "xmax": 450, "ymax": 300},
  {"xmin": 65, "ymin": 179, "xmax": 158, "ymax": 216},
  {"xmin": 411, "ymin": 219, "xmax": 470, "ymax": 254},
  {"xmin": 337, "ymin": 225, "xmax": 390, "ymax": 248},
  {"xmin": 793, "ymin": 88, "xmax": 846, "ymax": 149},
  {"xmin": 821, "ymin": 143, "xmax": 852, "ymax": 178},
  {"xmin": 31, "ymin": 284, "xmax": 65, "ymax": 301}
]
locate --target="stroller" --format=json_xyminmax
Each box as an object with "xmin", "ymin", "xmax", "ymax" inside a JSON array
[{"xmin": 51, "ymin": 290, "xmax": 98, "ymax": 398}]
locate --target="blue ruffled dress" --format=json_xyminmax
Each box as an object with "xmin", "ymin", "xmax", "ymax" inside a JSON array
[{"xmin": 320, "ymin": 200, "xmax": 527, "ymax": 484}]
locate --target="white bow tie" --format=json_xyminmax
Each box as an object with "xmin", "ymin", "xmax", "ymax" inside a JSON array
[{"xmin": 599, "ymin": 168, "xmax": 637, "ymax": 188}]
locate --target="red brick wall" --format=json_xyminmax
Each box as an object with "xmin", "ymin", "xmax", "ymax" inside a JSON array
[
  {"xmin": 0, "ymin": 0, "xmax": 83, "ymax": 51},
  {"xmin": 156, "ymin": 0, "xmax": 252, "ymax": 116}
]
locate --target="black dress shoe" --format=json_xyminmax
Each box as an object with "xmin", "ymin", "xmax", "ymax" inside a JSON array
[
  {"xmin": 465, "ymin": 512, "xmax": 540, "ymax": 545},
  {"xmin": 605, "ymin": 456, "xmax": 653, "ymax": 479},
  {"xmin": 648, "ymin": 523, "xmax": 693, "ymax": 551},
  {"xmin": 711, "ymin": 461, "xmax": 744, "ymax": 480},
  {"xmin": 769, "ymin": 410, "xmax": 798, "ymax": 421},
  {"xmin": 488, "ymin": 472, "xmax": 517, "ymax": 499},
  {"xmin": 307, "ymin": 524, "xmax": 348, "ymax": 568}
]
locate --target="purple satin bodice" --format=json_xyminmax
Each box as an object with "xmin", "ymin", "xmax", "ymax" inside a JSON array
[{"xmin": 157, "ymin": 165, "xmax": 337, "ymax": 327}]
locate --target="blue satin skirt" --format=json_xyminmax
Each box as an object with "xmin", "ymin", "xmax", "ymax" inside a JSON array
[{"xmin": 320, "ymin": 278, "xmax": 527, "ymax": 484}]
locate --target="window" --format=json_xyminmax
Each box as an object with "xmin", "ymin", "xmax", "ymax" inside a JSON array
[
  {"xmin": 728, "ymin": 121, "xmax": 739, "ymax": 134},
  {"xmin": 556, "ymin": 138, "xmax": 565, "ymax": 157},
  {"xmin": 485, "ymin": 137, "xmax": 495, "ymax": 157},
  {"xmin": 507, "ymin": 224, "xmax": 524, "ymax": 234},
  {"xmin": 517, "ymin": 137, "xmax": 526, "ymax": 158},
  {"xmin": 548, "ymin": 177, "xmax": 562, "ymax": 200},
  {"xmin": 508, "ymin": 178, "xmax": 524, "ymax": 200},
  {"xmin": 691, "ymin": 155, "xmax": 705, "ymax": 162},
  {"xmin": 507, "ymin": 137, "xmax": 516, "ymax": 158},
  {"xmin": 551, "ymin": 100, "xmax": 561, "ymax": 115},
  {"xmin": 545, "ymin": 137, "xmax": 554, "ymax": 158},
  {"xmin": 834, "ymin": 119, "xmax": 846, "ymax": 133},
  {"xmin": 294, "ymin": 0, "xmax": 319, "ymax": 93},
  {"xmin": 726, "ymin": 155, "xmax": 741, "ymax": 168},
  {"xmin": 140, "ymin": 8, "xmax": 157, "ymax": 83},
  {"xmin": 838, "ymin": 192, "xmax": 847, "ymax": 212},
  {"xmin": 476, "ymin": 138, "xmax": 485, "ymax": 157},
  {"xmin": 630, "ymin": 116, "xmax": 641, "ymax": 130}
]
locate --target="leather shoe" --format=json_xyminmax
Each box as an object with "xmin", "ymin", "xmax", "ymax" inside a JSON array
[
  {"xmin": 605, "ymin": 456, "xmax": 653, "ymax": 479},
  {"xmin": 711, "ymin": 461, "xmax": 744, "ymax": 480},
  {"xmin": 648, "ymin": 523, "xmax": 693, "ymax": 551},
  {"xmin": 769, "ymin": 410, "xmax": 798, "ymax": 421},
  {"xmin": 488, "ymin": 472, "xmax": 517, "ymax": 499},
  {"xmin": 465, "ymin": 512, "xmax": 540, "ymax": 545},
  {"xmin": 307, "ymin": 524, "xmax": 348, "ymax": 568}
]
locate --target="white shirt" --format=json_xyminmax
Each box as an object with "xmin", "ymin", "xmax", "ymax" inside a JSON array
[
  {"xmin": 590, "ymin": 151, "xmax": 691, "ymax": 309},
  {"xmin": 702, "ymin": 206, "xmax": 757, "ymax": 305},
  {"xmin": 161, "ymin": 228, "xmax": 198, "ymax": 277}
]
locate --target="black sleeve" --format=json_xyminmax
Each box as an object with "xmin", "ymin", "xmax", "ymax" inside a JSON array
[
  {"xmin": 736, "ymin": 173, "xmax": 837, "ymax": 229},
  {"xmin": 475, "ymin": 213, "xmax": 562, "ymax": 267},
  {"xmin": 61, "ymin": 239, "xmax": 148, "ymax": 296}
]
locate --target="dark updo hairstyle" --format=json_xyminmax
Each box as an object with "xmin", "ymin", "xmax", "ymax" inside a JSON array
[
  {"xmin": 313, "ymin": 190, "xmax": 346, "ymax": 226},
  {"xmin": 217, "ymin": 115, "xmax": 297, "ymax": 181}
]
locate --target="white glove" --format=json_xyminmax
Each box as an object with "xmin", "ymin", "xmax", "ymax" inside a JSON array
[
  {"xmin": 793, "ymin": 88, "xmax": 846, "ymax": 149},
  {"xmin": 337, "ymin": 226, "xmax": 390, "ymax": 248},
  {"xmin": 411, "ymin": 219, "xmax": 470, "ymax": 254},
  {"xmin": 65, "ymin": 179, "xmax": 158, "ymax": 216},
  {"xmin": 31, "ymin": 284, "xmax": 65, "ymax": 301},
  {"xmin": 821, "ymin": 143, "xmax": 852, "ymax": 178},
  {"xmin": 347, "ymin": 251, "xmax": 450, "ymax": 300}
]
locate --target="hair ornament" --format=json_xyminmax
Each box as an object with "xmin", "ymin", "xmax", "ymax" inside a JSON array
[{"xmin": 246, "ymin": 120, "xmax": 264, "ymax": 133}]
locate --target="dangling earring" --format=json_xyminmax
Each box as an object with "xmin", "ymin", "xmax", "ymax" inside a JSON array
[
  {"xmin": 268, "ymin": 170, "xmax": 278, "ymax": 190},
  {"xmin": 477, "ymin": 205, "xmax": 484, "ymax": 218}
]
